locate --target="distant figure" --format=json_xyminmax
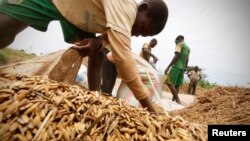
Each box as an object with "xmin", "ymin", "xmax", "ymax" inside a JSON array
[
  {"xmin": 187, "ymin": 66, "xmax": 202, "ymax": 95},
  {"xmin": 139, "ymin": 38, "xmax": 159, "ymax": 68},
  {"xmin": 164, "ymin": 35, "xmax": 190, "ymax": 104}
]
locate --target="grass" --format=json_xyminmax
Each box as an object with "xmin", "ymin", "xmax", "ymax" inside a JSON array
[
  {"xmin": 198, "ymin": 79, "xmax": 216, "ymax": 89},
  {"xmin": 0, "ymin": 48, "xmax": 36, "ymax": 65}
]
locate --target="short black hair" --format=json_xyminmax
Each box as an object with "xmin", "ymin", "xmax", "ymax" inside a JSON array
[
  {"xmin": 151, "ymin": 38, "xmax": 157, "ymax": 43},
  {"xmin": 150, "ymin": 38, "xmax": 157, "ymax": 46},
  {"xmin": 144, "ymin": 0, "xmax": 168, "ymax": 34},
  {"xmin": 194, "ymin": 66, "xmax": 199, "ymax": 70},
  {"xmin": 176, "ymin": 35, "xmax": 184, "ymax": 41},
  {"xmin": 175, "ymin": 35, "xmax": 184, "ymax": 44}
]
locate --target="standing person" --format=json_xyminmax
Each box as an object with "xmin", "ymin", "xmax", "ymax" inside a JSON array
[
  {"xmin": 139, "ymin": 38, "xmax": 159, "ymax": 67},
  {"xmin": 164, "ymin": 35, "xmax": 190, "ymax": 104},
  {"xmin": 187, "ymin": 66, "xmax": 202, "ymax": 95},
  {"xmin": 0, "ymin": 0, "xmax": 169, "ymax": 113}
]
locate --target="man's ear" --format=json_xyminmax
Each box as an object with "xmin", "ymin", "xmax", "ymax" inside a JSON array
[{"xmin": 138, "ymin": 2, "xmax": 149, "ymax": 12}]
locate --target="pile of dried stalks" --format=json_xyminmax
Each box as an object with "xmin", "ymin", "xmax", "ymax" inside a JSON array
[
  {"xmin": 0, "ymin": 73, "xmax": 207, "ymax": 141},
  {"xmin": 171, "ymin": 86, "xmax": 250, "ymax": 125}
]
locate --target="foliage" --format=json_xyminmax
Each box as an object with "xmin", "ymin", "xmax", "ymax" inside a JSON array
[
  {"xmin": 0, "ymin": 48, "xmax": 36, "ymax": 65},
  {"xmin": 198, "ymin": 79, "xmax": 216, "ymax": 89},
  {"xmin": 186, "ymin": 65, "xmax": 202, "ymax": 72},
  {"xmin": 0, "ymin": 51, "xmax": 8, "ymax": 65}
]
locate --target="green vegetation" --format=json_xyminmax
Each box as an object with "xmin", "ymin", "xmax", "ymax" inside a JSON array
[
  {"xmin": 0, "ymin": 48, "xmax": 36, "ymax": 65},
  {"xmin": 198, "ymin": 79, "xmax": 216, "ymax": 89}
]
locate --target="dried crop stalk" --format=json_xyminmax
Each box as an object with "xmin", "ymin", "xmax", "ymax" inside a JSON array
[{"xmin": 0, "ymin": 73, "xmax": 208, "ymax": 141}]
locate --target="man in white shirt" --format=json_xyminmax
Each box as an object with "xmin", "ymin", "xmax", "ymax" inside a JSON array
[{"xmin": 187, "ymin": 66, "xmax": 202, "ymax": 95}]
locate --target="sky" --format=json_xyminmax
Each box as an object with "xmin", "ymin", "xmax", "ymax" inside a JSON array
[{"xmin": 9, "ymin": 0, "xmax": 250, "ymax": 86}]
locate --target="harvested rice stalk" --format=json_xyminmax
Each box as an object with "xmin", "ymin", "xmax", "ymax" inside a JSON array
[{"xmin": 0, "ymin": 73, "xmax": 208, "ymax": 141}]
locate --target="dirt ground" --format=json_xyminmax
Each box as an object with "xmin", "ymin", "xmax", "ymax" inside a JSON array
[
  {"xmin": 159, "ymin": 70, "xmax": 250, "ymax": 125},
  {"xmin": 170, "ymin": 86, "xmax": 250, "ymax": 125}
]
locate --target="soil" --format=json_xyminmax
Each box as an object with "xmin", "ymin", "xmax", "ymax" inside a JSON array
[{"xmin": 170, "ymin": 86, "xmax": 250, "ymax": 125}]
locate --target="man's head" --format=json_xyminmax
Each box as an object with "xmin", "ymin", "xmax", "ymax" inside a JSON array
[
  {"xmin": 194, "ymin": 66, "xmax": 199, "ymax": 71},
  {"xmin": 150, "ymin": 38, "xmax": 157, "ymax": 47},
  {"xmin": 132, "ymin": 0, "xmax": 168, "ymax": 37},
  {"xmin": 175, "ymin": 35, "xmax": 184, "ymax": 44}
]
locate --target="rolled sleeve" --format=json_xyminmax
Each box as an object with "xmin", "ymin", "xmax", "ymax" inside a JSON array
[
  {"xmin": 175, "ymin": 44, "xmax": 182, "ymax": 53},
  {"xmin": 107, "ymin": 29, "xmax": 149, "ymax": 100}
]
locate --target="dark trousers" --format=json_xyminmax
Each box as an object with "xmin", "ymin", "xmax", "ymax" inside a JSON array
[
  {"xmin": 101, "ymin": 48, "xmax": 117, "ymax": 95},
  {"xmin": 188, "ymin": 79, "xmax": 198, "ymax": 95}
]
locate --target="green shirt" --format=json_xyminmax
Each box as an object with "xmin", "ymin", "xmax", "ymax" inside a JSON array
[{"xmin": 173, "ymin": 42, "xmax": 190, "ymax": 70}]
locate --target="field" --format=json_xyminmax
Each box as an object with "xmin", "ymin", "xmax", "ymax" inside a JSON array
[
  {"xmin": 0, "ymin": 49, "xmax": 249, "ymax": 140},
  {"xmin": 0, "ymin": 48, "xmax": 36, "ymax": 65}
]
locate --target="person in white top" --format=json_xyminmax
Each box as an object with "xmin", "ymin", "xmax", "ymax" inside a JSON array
[
  {"xmin": 187, "ymin": 66, "xmax": 202, "ymax": 95},
  {"xmin": 139, "ymin": 38, "xmax": 159, "ymax": 66}
]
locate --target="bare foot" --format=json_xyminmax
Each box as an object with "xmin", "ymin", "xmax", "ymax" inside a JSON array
[{"xmin": 176, "ymin": 99, "xmax": 181, "ymax": 104}]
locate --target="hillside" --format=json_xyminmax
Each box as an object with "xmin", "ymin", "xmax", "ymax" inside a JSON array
[{"xmin": 0, "ymin": 48, "xmax": 36, "ymax": 65}]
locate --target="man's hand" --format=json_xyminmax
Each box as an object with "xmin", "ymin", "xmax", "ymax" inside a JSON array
[
  {"xmin": 139, "ymin": 97, "xmax": 157, "ymax": 114},
  {"xmin": 72, "ymin": 38, "xmax": 102, "ymax": 51},
  {"xmin": 164, "ymin": 67, "xmax": 170, "ymax": 75},
  {"xmin": 72, "ymin": 38, "xmax": 90, "ymax": 50},
  {"xmin": 106, "ymin": 52, "xmax": 115, "ymax": 63},
  {"xmin": 153, "ymin": 57, "xmax": 158, "ymax": 64}
]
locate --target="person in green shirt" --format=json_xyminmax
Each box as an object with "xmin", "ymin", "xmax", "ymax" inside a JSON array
[{"xmin": 164, "ymin": 35, "xmax": 190, "ymax": 104}]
